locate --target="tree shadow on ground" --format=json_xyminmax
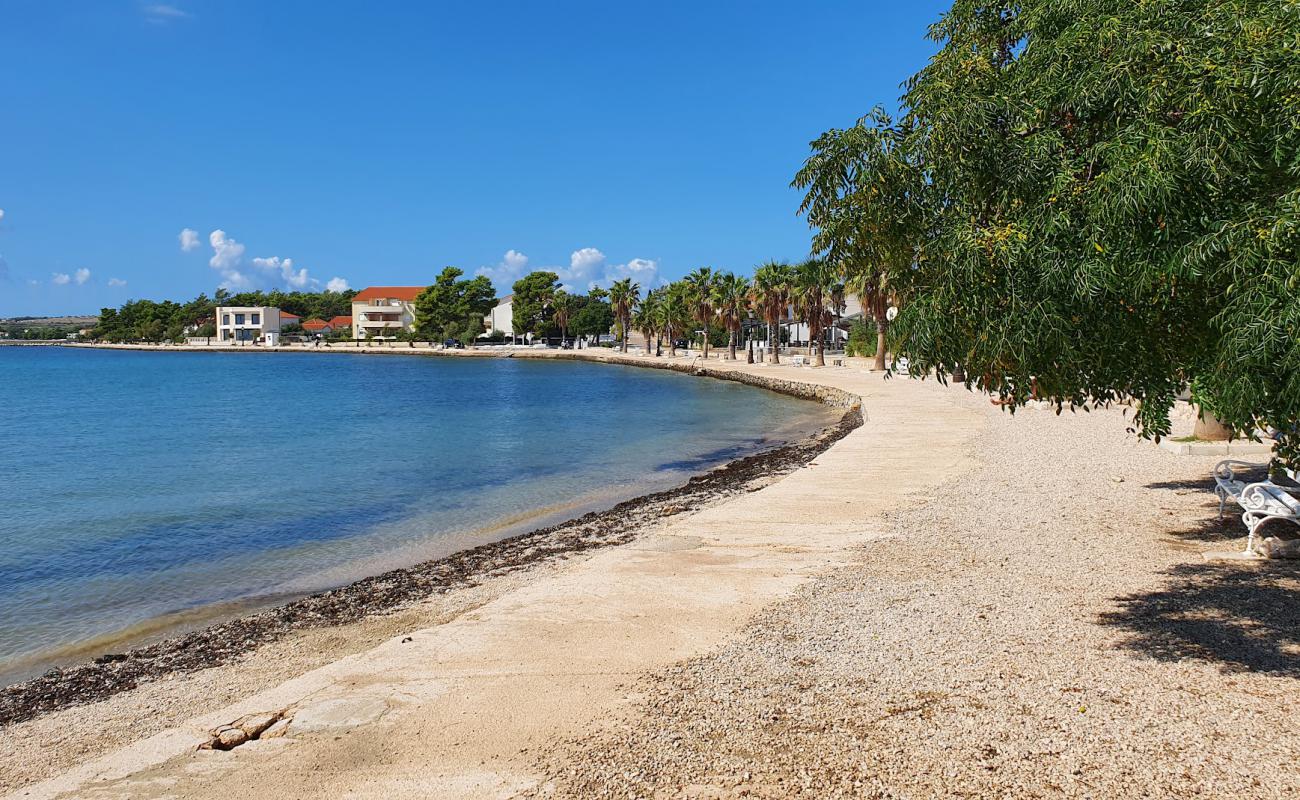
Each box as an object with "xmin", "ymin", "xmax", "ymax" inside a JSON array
[
  {"xmin": 1161, "ymin": 514, "xmax": 1248, "ymax": 544},
  {"xmin": 1143, "ymin": 467, "xmax": 1273, "ymax": 543},
  {"xmin": 1100, "ymin": 561, "xmax": 1300, "ymax": 677}
]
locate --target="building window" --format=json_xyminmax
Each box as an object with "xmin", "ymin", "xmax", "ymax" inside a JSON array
[
  {"xmin": 223, "ymin": 314, "xmax": 230, "ymax": 325},
  {"xmin": 251, "ymin": 313, "xmax": 260, "ymax": 325},
  {"xmin": 235, "ymin": 314, "xmax": 245, "ymax": 325}
]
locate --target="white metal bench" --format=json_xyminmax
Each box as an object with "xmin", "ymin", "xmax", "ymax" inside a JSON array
[{"xmin": 1213, "ymin": 460, "xmax": 1300, "ymax": 554}]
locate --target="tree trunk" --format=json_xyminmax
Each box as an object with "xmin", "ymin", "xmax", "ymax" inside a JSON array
[
  {"xmin": 873, "ymin": 319, "xmax": 888, "ymax": 371},
  {"xmin": 1193, "ymin": 405, "xmax": 1233, "ymax": 441},
  {"xmin": 767, "ymin": 322, "xmax": 779, "ymax": 364},
  {"xmin": 814, "ymin": 326, "xmax": 825, "ymax": 367},
  {"xmin": 728, "ymin": 329, "xmax": 737, "ymax": 361},
  {"xmin": 952, "ymin": 363, "xmax": 966, "ymax": 383},
  {"xmin": 621, "ymin": 317, "xmax": 628, "ymax": 352}
]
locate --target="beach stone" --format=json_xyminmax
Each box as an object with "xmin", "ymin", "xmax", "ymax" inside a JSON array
[
  {"xmin": 234, "ymin": 712, "xmax": 279, "ymax": 738},
  {"xmin": 260, "ymin": 718, "xmax": 292, "ymax": 739}
]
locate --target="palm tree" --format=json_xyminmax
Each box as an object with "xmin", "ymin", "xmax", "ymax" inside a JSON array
[
  {"xmin": 634, "ymin": 288, "xmax": 663, "ymax": 356},
  {"xmin": 608, "ymin": 278, "xmax": 639, "ymax": 353},
  {"xmin": 657, "ymin": 283, "xmax": 691, "ymax": 357},
  {"xmin": 682, "ymin": 267, "xmax": 716, "ymax": 359},
  {"xmin": 752, "ymin": 261, "xmax": 793, "ymax": 364},
  {"xmin": 793, "ymin": 258, "xmax": 835, "ymax": 367},
  {"xmin": 711, "ymin": 272, "xmax": 750, "ymax": 361},
  {"xmin": 553, "ymin": 290, "xmax": 575, "ymax": 345},
  {"xmin": 845, "ymin": 267, "xmax": 892, "ymax": 371}
]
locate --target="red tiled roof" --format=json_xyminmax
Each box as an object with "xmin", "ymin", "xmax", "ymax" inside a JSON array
[
  {"xmin": 302, "ymin": 319, "xmax": 330, "ymax": 331},
  {"xmin": 279, "ymin": 311, "xmax": 301, "ymax": 320},
  {"xmin": 352, "ymin": 286, "xmax": 425, "ymax": 302},
  {"xmin": 328, "ymin": 315, "xmax": 352, "ymax": 327}
]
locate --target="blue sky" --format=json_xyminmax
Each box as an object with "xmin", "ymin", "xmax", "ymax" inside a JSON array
[{"xmin": 0, "ymin": 0, "xmax": 947, "ymax": 316}]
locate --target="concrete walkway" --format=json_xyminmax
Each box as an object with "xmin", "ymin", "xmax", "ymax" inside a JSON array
[{"xmin": 9, "ymin": 359, "xmax": 983, "ymax": 800}]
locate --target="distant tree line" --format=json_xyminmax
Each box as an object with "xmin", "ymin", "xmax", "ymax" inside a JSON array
[{"xmin": 92, "ymin": 288, "xmax": 358, "ymax": 343}]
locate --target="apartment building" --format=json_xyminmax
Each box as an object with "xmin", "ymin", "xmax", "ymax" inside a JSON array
[{"xmin": 350, "ymin": 287, "xmax": 423, "ymax": 339}]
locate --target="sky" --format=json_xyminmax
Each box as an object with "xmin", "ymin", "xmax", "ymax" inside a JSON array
[{"xmin": 0, "ymin": 0, "xmax": 948, "ymax": 316}]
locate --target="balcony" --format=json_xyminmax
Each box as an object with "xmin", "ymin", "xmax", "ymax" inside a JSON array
[{"xmin": 359, "ymin": 319, "xmax": 404, "ymax": 327}]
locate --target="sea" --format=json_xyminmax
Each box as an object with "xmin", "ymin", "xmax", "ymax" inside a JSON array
[{"xmin": 0, "ymin": 346, "xmax": 834, "ymax": 684}]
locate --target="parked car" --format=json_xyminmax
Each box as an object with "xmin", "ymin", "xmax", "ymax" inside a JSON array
[{"xmin": 443, "ymin": 338, "xmax": 464, "ymax": 349}]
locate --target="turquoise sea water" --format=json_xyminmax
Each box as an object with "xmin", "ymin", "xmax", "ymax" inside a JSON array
[{"xmin": 0, "ymin": 347, "xmax": 831, "ymax": 682}]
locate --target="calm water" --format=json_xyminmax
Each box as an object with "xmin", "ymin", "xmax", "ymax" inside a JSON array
[{"xmin": 0, "ymin": 347, "xmax": 831, "ymax": 682}]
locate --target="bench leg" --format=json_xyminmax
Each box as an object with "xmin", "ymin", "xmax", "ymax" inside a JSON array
[{"xmin": 1217, "ymin": 489, "xmax": 1226, "ymax": 521}]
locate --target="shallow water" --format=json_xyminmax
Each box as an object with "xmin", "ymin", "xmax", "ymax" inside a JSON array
[{"xmin": 0, "ymin": 347, "xmax": 833, "ymax": 682}]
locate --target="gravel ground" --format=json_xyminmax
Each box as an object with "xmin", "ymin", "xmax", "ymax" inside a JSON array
[{"xmin": 531, "ymin": 388, "xmax": 1300, "ymax": 799}]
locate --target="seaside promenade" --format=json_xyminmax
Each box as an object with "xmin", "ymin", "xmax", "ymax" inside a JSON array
[{"xmin": 4, "ymin": 351, "xmax": 1297, "ymax": 798}]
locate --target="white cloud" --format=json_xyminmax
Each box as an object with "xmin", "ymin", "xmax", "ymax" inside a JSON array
[
  {"xmin": 251, "ymin": 255, "xmax": 312, "ymax": 289},
  {"xmin": 52, "ymin": 272, "xmax": 71, "ymax": 285},
  {"xmin": 565, "ymin": 247, "xmax": 607, "ymax": 288},
  {"xmin": 108, "ymin": 277, "xmax": 128, "ymax": 287},
  {"xmin": 0, "ymin": 208, "xmax": 6, "ymax": 221},
  {"xmin": 179, "ymin": 228, "xmax": 200, "ymax": 252},
  {"xmin": 208, "ymin": 229, "xmax": 248, "ymax": 288},
  {"xmin": 475, "ymin": 250, "xmax": 532, "ymax": 293},
  {"xmin": 75, "ymin": 267, "xmax": 91, "ymax": 285},
  {"xmin": 204, "ymin": 228, "xmax": 338, "ymax": 291},
  {"xmin": 27, "ymin": 279, "xmax": 39, "ymax": 286},
  {"xmin": 476, "ymin": 246, "xmax": 661, "ymax": 294},
  {"xmin": 209, "ymin": 229, "xmax": 244, "ymax": 271},
  {"xmin": 143, "ymin": 4, "xmax": 190, "ymax": 23},
  {"xmin": 326, "ymin": 277, "xmax": 350, "ymax": 292}
]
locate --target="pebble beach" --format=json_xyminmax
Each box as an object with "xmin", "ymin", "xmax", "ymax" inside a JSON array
[{"xmin": 2, "ymin": 351, "xmax": 1295, "ymax": 799}]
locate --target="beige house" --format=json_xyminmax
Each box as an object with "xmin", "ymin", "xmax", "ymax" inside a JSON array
[{"xmin": 350, "ymin": 287, "xmax": 423, "ymax": 339}]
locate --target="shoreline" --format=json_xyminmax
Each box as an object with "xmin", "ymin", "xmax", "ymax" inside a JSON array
[{"xmin": 0, "ymin": 352, "xmax": 863, "ymax": 728}]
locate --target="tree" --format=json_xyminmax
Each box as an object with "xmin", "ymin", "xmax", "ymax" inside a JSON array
[
  {"xmin": 712, "ymin": 272, "xmax": 751, "ymax": 361},
  {"xmin": 608, "ymin": 278, "xmax": 640, "ymax": 353},
  {"xmin": 751, "ymin": 261, "xmax": 793, "ymax": 364},
  {"xmin": 512, "ymin": 271, "xmax": 560, "ymax": 340},
  {"xmin": 793, "ymin": 258, "xmax": 836, "ymax": 367},
  {"xmin": 571, "ymin": 291, "xmax": 614, "ymax": 343},
  {"xmin": 633, "ymin": 288, "xmax": 663, "ymax": 356},
  {"xmin": 793, "ymin": 108, "xmax": 922, "ymax": 372},
  {"xmin": 412, "ymin": 267, "xmax": 496, "ymax": 341},
  {"xmin": 552, "ymin": 290, "xmax": 576, "ymax": 344},
  {"xmin": 805, "ymin": 0, "xmax": 1300, "ymax": 464},
  {"xmin": 656, "ymin": 283, "xmax": 691, "ymax": 357},
  {"xmin": 682, "ymin": 267, "xmax": 716, "ymax": 359}
]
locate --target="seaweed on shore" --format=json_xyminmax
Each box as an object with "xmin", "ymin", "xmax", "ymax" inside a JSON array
[{"xmin": 0, "ymin": 399, "xmax": 862, "ymax": 728}]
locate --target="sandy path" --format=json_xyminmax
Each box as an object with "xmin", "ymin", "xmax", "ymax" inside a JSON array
[
  {"xmin": 534, "ymin": 386, "xmax": 1300, "ymax": 798},
  {"xmin": 5, "ymin": 360, "xmax": 982, "ymax": 799}
]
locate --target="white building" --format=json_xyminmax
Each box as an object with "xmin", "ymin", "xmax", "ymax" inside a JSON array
[
  {"xmin": 350, "ymin": 287, "xmax": 423, "ymax": 339},
  {"xmin": 482, "ymin": 295, "xmax": 514, "ymax": 337},
  {"xmin": 783, "ymin": 293, "xmax": 865, "ymax": 348},
  {"xmin": 215, "ymin": 306, "xmax": 282, "ymax": 344}
]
